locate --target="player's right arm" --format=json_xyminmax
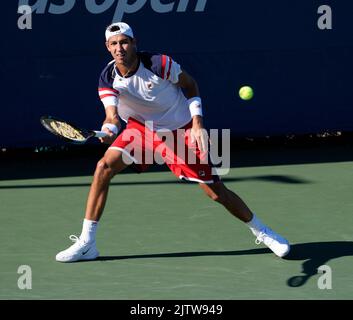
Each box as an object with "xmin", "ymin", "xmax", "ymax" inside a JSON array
[
  {"xmin": 100, "ymin": 105, "xmax": 121, "ymax": 144},
  {"xmin": 98, "ymin": 62, "xmax": 121, "ymax": 144}
]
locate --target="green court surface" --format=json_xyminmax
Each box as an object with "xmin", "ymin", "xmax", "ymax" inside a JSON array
[{"xmin": 0, "ymin": 157, "xmax": 352, "ymax": 300}]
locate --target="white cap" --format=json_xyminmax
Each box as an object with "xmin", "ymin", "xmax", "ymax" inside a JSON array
[{"xmin": 105, "ymin": 22, "xmax": 134, "ymax": 41}]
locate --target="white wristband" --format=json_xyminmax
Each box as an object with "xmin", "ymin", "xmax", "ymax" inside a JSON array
[
  {"xmin": 101, "ymin": 123, "xmax": 119, "ymax": 135},
  {"xmin": 188, "ymin": 97, "xmax": 203, "ymax": 117}
]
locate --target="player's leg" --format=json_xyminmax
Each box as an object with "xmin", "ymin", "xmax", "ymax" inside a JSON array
[
  {"xmin": 55, "ymin": 149, "xmax": 128, "ymax": 263},
  {"xmin": 85, "ymin": 149, "xmax": 128, "ymax": 222},
  {"xmin": 161, "ymin": 123, "xmax": 289, "ymax": 257},
  {"xmin": 199, "ymin": 181, "xmax": 290, "ymax": 257},
  {"xmin": 199, "ymin": 180, "xmax": 253, "ymax": 222}
]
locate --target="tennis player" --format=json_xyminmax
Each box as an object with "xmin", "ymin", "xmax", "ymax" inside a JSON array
[{"xmin": 56, "ymin": 22, "xmax": 290, "ymax": 262}]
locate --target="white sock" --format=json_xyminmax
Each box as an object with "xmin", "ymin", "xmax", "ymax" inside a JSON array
[
  {"xmin": 80, "ymin": 219, "xmax": 98, "ymax": 243},
  {"xmin": 246, "ymin": 213, "xmax": 265, "ymax": 233}
]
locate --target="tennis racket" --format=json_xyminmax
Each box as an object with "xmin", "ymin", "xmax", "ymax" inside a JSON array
[{"xmin": 40, "ymin": 115, "xmax": 107, "ymax": 144}]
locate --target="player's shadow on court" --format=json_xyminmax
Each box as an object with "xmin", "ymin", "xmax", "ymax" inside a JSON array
[
  {"xmin": 96, "ymin": 248, "xmax": 272, "ymax": 262},
  {"xmin": 0, "ymin": 174, "xmax": 310, "ymax": 189},
  {"xmin": 97, "ymin": 241, "xmax": 353, "ymax": 288},
  {"xmin": 284, "ymin": 241, "xmax": 353, "ymax": 287}
]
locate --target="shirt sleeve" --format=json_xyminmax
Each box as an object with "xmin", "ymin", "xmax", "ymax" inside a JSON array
[
  {"xmin": 160, "ymin": 55, "xmax": 182, "ymax": 84},
  {"xmin": 98, "ymin": 64, "xmax": 120, "ymax": 108}
]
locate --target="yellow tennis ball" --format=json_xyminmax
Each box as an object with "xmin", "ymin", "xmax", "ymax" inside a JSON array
[{"xmin": 239, "ymin": 86, "xmax": 254, "ymax": 100}]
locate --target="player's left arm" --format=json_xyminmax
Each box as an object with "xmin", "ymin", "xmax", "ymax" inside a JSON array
[
  {"xmin": 177, "ymin": 70, "xmax": 200, "ymax": 100},
  {"xmin": 176, "ymin": 70, "xmax": 207, "ymax": 152}
]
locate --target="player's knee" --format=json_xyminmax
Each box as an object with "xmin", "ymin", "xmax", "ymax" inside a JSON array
[
  {"xmin": 202, "ymin": 183, "xmax": 227, "ymax": 204},
  {"xmin": 208, "ymin": 192, "xmax": 221, "ymax": 202},
  {"xmin": 214, "ymin": 189, "xmax": 228, "ymax": 204},
  {"xmin": 95, "ymin": 159, "xmax": 115, "ymax": 179}
]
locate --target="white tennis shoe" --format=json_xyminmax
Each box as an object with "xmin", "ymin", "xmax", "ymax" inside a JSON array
[
  {"xmin": 55, "ymin": 235, "xmax": 99, "ymax": 262},
  {"xmin": 251, "ymin": 227, "xmax": 290, "ymax": 258}
]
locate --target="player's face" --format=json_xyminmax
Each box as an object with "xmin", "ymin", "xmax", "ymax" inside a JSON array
[{"xmin": 106, "ymin": 34, "xmax": 136, "ymax": 66}]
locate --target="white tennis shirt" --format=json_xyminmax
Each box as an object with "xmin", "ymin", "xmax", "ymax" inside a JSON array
[{"xmin": 98, "ymin": 52, "xmax": 191, "ymax": 131}]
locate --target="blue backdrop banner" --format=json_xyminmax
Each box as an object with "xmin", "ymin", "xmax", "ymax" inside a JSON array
[{"xmin": 2, "ymin": 1, "xmax": 353, "ymax": 147}]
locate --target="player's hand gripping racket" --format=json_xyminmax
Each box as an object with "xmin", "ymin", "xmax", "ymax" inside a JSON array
[{"xmin": 40, "ymin": 115, "xmax": 107, "ymax": 144}]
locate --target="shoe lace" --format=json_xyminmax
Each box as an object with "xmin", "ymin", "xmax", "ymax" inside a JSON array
[
  {"xmin": 255, "ymin": 231, "xmax": 266, "ymax": 245},
  {"xmin": 69, "ymin": 235, "xmax": 80, "ymax": 243},
  {"xmin": 255, "ymin": 228, "xmax": 277, "ymax": 246}
]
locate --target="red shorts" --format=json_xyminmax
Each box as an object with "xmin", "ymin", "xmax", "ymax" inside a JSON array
[{"xmin": 109, "ymin": 118, "xmax": 220, "ymax": 184}]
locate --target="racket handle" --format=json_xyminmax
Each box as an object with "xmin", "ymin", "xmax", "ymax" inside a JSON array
[{"xmin": 93, "ymin": 131, "xmax": 108, "ymax": 138}]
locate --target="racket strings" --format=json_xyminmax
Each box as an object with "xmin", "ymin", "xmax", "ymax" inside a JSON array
[{"xmin": 50, "ymin": 120, "xmax": 86, "ymax": 141}]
